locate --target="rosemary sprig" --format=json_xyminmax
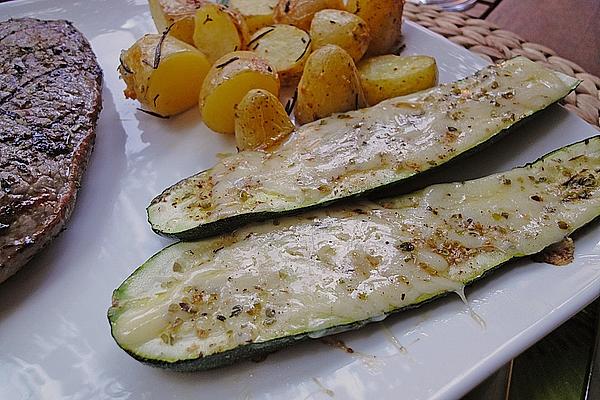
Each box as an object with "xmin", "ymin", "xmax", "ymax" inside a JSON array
[{"xmin": 153, "ymin": 23, "xmax": 174, "ymax": 69}]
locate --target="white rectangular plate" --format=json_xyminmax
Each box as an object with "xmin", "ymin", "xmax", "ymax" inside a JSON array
[{"xmin": 1, "ymin": 1, "xmax": 599, "ymax": 399}]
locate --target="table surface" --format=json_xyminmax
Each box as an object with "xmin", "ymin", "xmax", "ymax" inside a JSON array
[{"xmin": 484, "ymin": 0, "xmax": 600, "ymax": 77}]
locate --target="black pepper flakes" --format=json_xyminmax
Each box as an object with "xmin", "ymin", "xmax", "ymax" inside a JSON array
[
  {"xmin": 398, "ymin": 242, "xmax": 415, "ymax": 252},
  {"xmin": 230, "ymin": 305, "xmax": 243, "ymax": 317},
  {"xmin": 179, "ymin": 302, "xmax": 194, "ymax": 313},
  {"xmin": 265, "ymin": 307, "xmax": 276, "ymax": 318}
]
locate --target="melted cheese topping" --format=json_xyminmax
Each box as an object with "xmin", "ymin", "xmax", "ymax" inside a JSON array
[
  {"xmin": 113, "ymin": 138, "xmax": 600, "ymax": 361},
  {"xmin": 148, "ymin": 57, "xmax": 577, "ymax": 234}
]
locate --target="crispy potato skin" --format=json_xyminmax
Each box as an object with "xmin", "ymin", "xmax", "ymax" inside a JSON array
[
  {"xmin": 193, "ymin": 3, "xmax": 250, "ymax": 64},
  {"xmin": 148, "ymin": 0, "xmax": 208, "ymax": 44},
  {"xmin": 119, "ymin": 34, "xmax": 211, "ymax": 116},
  {"xmin": 249, "ymin": 24, "xmax": 311, "ymax": 86},
  {"xmin": 234, "ymin": 89, "xmax": 295, "ymax": 151},
  {"xmin": 199, "ymin": 51, "xmax": 280, "ymax": 134},
  {"xmin": 295, "ymin": 44, "xmax": 367, "ymax": 125},
  {"xmin": 347, "ymin": 0, "xmax": 404, "ymax": 56},
  {"xmin": 230, "ymin": 0, "xmax": 279, "ymax": 34},
  {"xmin": 310, "ymin": 9, "xmax": 370, "ymax": 62},
  {"xmin": 273, "ymin": 0, "xmax": 345, "ymax": 31},
  {"xmin": 358, "ymin": 55, "xmax": 438, "ymax": 105}
]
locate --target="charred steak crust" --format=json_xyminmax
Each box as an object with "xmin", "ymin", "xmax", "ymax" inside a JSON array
[{"xmin": 0, "ymin": 18, "xmax": 103, "ymax": 283}]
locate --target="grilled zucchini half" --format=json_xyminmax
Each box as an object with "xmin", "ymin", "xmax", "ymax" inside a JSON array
[
  {"xmin": 148, "ymin": 57, "xmax": 578, "ymax": 240},
  {"xmin": 111, "ymin": 136, "xmax": 600, "ymax": 371}
]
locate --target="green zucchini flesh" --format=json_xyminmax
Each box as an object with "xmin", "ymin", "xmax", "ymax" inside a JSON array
[
  {"xmin": 111, "ymin": 136, "xmax": 600, "ymax": 371},
  {"xmin": 147, "ymin": 57, "xmax": 579, "ymax": 240}
]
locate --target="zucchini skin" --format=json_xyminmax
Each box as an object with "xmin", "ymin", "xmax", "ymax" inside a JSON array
[
  {"xmin": 148, "ymin": 57, "xmax": 580, "ymax": 241},
  {"xmin": 149, "ymin": 102, "xmax": 573, "ymax": 241},
  {"xmin": 113, "ymin": 136, "xmax": 600, "ymax": 371},
  {"xmin": 111, "ymin": 262, "xmax": 505, "ymax": 372}
]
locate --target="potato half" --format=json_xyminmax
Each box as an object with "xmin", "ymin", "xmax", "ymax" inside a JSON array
[
  {"xmin": 310, "ymin": 9, "xmax": 370, "ymax": 62},
  {"xmin": 235, "ymin": 89, "xmax": 295, "ymax": 151},
  {"xmin": 230, "ymin": 0, "xmax": 278, "ymax": 34},
  {"xmin": 199, "ymin": 51, "xmax": 280, "ymax": 134},
  {"xmin": 273, "ymin": 0, "xmax": 345, "ymax": 31},
  {"xmin": 358, "ymin": 55, "xmax": 438, "ymax": 105},
  {"xmin": 193, "ymin": 4, "xmax": 250, "ymax": 64},
  {"xmin": 249, "ymin": 24, "xmax": 311, "ymax": 86},
  {"xmin": 295, "ymin": 44, "xmax": 367, "ymax": 125},
  {"xmin": 119, "ymin": 34, "xmax": 211, "ymax": 117},
  {"xmin": 148, "ymin": 0, "xmax": 207, "ymax": 44},
  {"xmin": 347, "ymin": 0, "xmax": 404, "ymax": 56}
]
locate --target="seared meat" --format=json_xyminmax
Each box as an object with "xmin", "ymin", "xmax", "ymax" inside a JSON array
[{"xmin": 0, "ymin": 18, "xmax": 102, "ymax": 283}]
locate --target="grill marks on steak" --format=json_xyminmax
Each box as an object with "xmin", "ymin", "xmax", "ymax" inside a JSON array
[{"xmin": 0, "ymin": 18, "xmax": 102, "ymax": 283}]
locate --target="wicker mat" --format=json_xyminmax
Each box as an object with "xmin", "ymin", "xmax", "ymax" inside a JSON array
[{"xmin": 404, "ymin": 2, "xmax": 600, "ymax": 130}]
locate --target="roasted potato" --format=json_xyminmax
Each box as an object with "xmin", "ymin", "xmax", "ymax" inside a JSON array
[
  {"xmin": 199, "ymin": 51, "xmax": 280, "ymax": 134},
  {"xmin": 119, "ymin": 34, "xmax": 211, "ymax": 117},
  {"xmin": 230, "ymin": 0, "xmax": 278, "ymax": 34},
  {"xmin": 358, "ymin": 55, "xmax": 438, "ymax": 105},
  {"xmin": 148, "ymin": 0, "xmax": 207, "ymax": 45},
  {"xmin": 193, "ymin": 3, "xmax": 250, "ymax": 64},
  {"xmin": 235, "ymin": 89, "xmax": 295, "ymax": 151},
  {"xmin": 273, "ymin": 0, "xmax": 345, "ymax": 31},
  {"xmin": 347, "ymin": 0, "xmax": 404, "ymax": 56},
  {"xmin": 295, "ymin": 45, "xmax": 367, "ymax": 125},
  {"xmin": 310, "ymin": 9, "xmax": 370, "ymax": 62},
  {"xmin": 249, "ymin": 24, "xmax": 311, "ymax": 86}
]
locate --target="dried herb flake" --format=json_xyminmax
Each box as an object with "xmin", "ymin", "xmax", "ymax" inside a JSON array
[
  {"xmin": 153, "ymin": 23, "xmax": 174, "ymax": 69},
  {"xmin": 247, "ymin": 27, "xmax": 275, "ymax": 47},
  {"xmin": 137, "ymin": 108, "xmax": 169, "ymax": 119},
  {"xmin": 215, "ymin": 56, "xmax": 239, "ymax": 69},
  {"xmin": 294, "ymin": 38, "xmax": 311, "ymax": 62},
  {"xmin": 285, "ymin": 89, "xmax": 298, "ymax": 115}
]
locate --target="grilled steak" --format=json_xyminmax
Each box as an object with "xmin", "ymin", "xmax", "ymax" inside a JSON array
[{"xmin": 0, "ymin": 18, "xmax": 102, "ymax": 283}]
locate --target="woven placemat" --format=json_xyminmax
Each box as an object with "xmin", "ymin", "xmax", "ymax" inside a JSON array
[{"xmin": 404, "ymin": 2, "xmax": 600, "ymax": 130}]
